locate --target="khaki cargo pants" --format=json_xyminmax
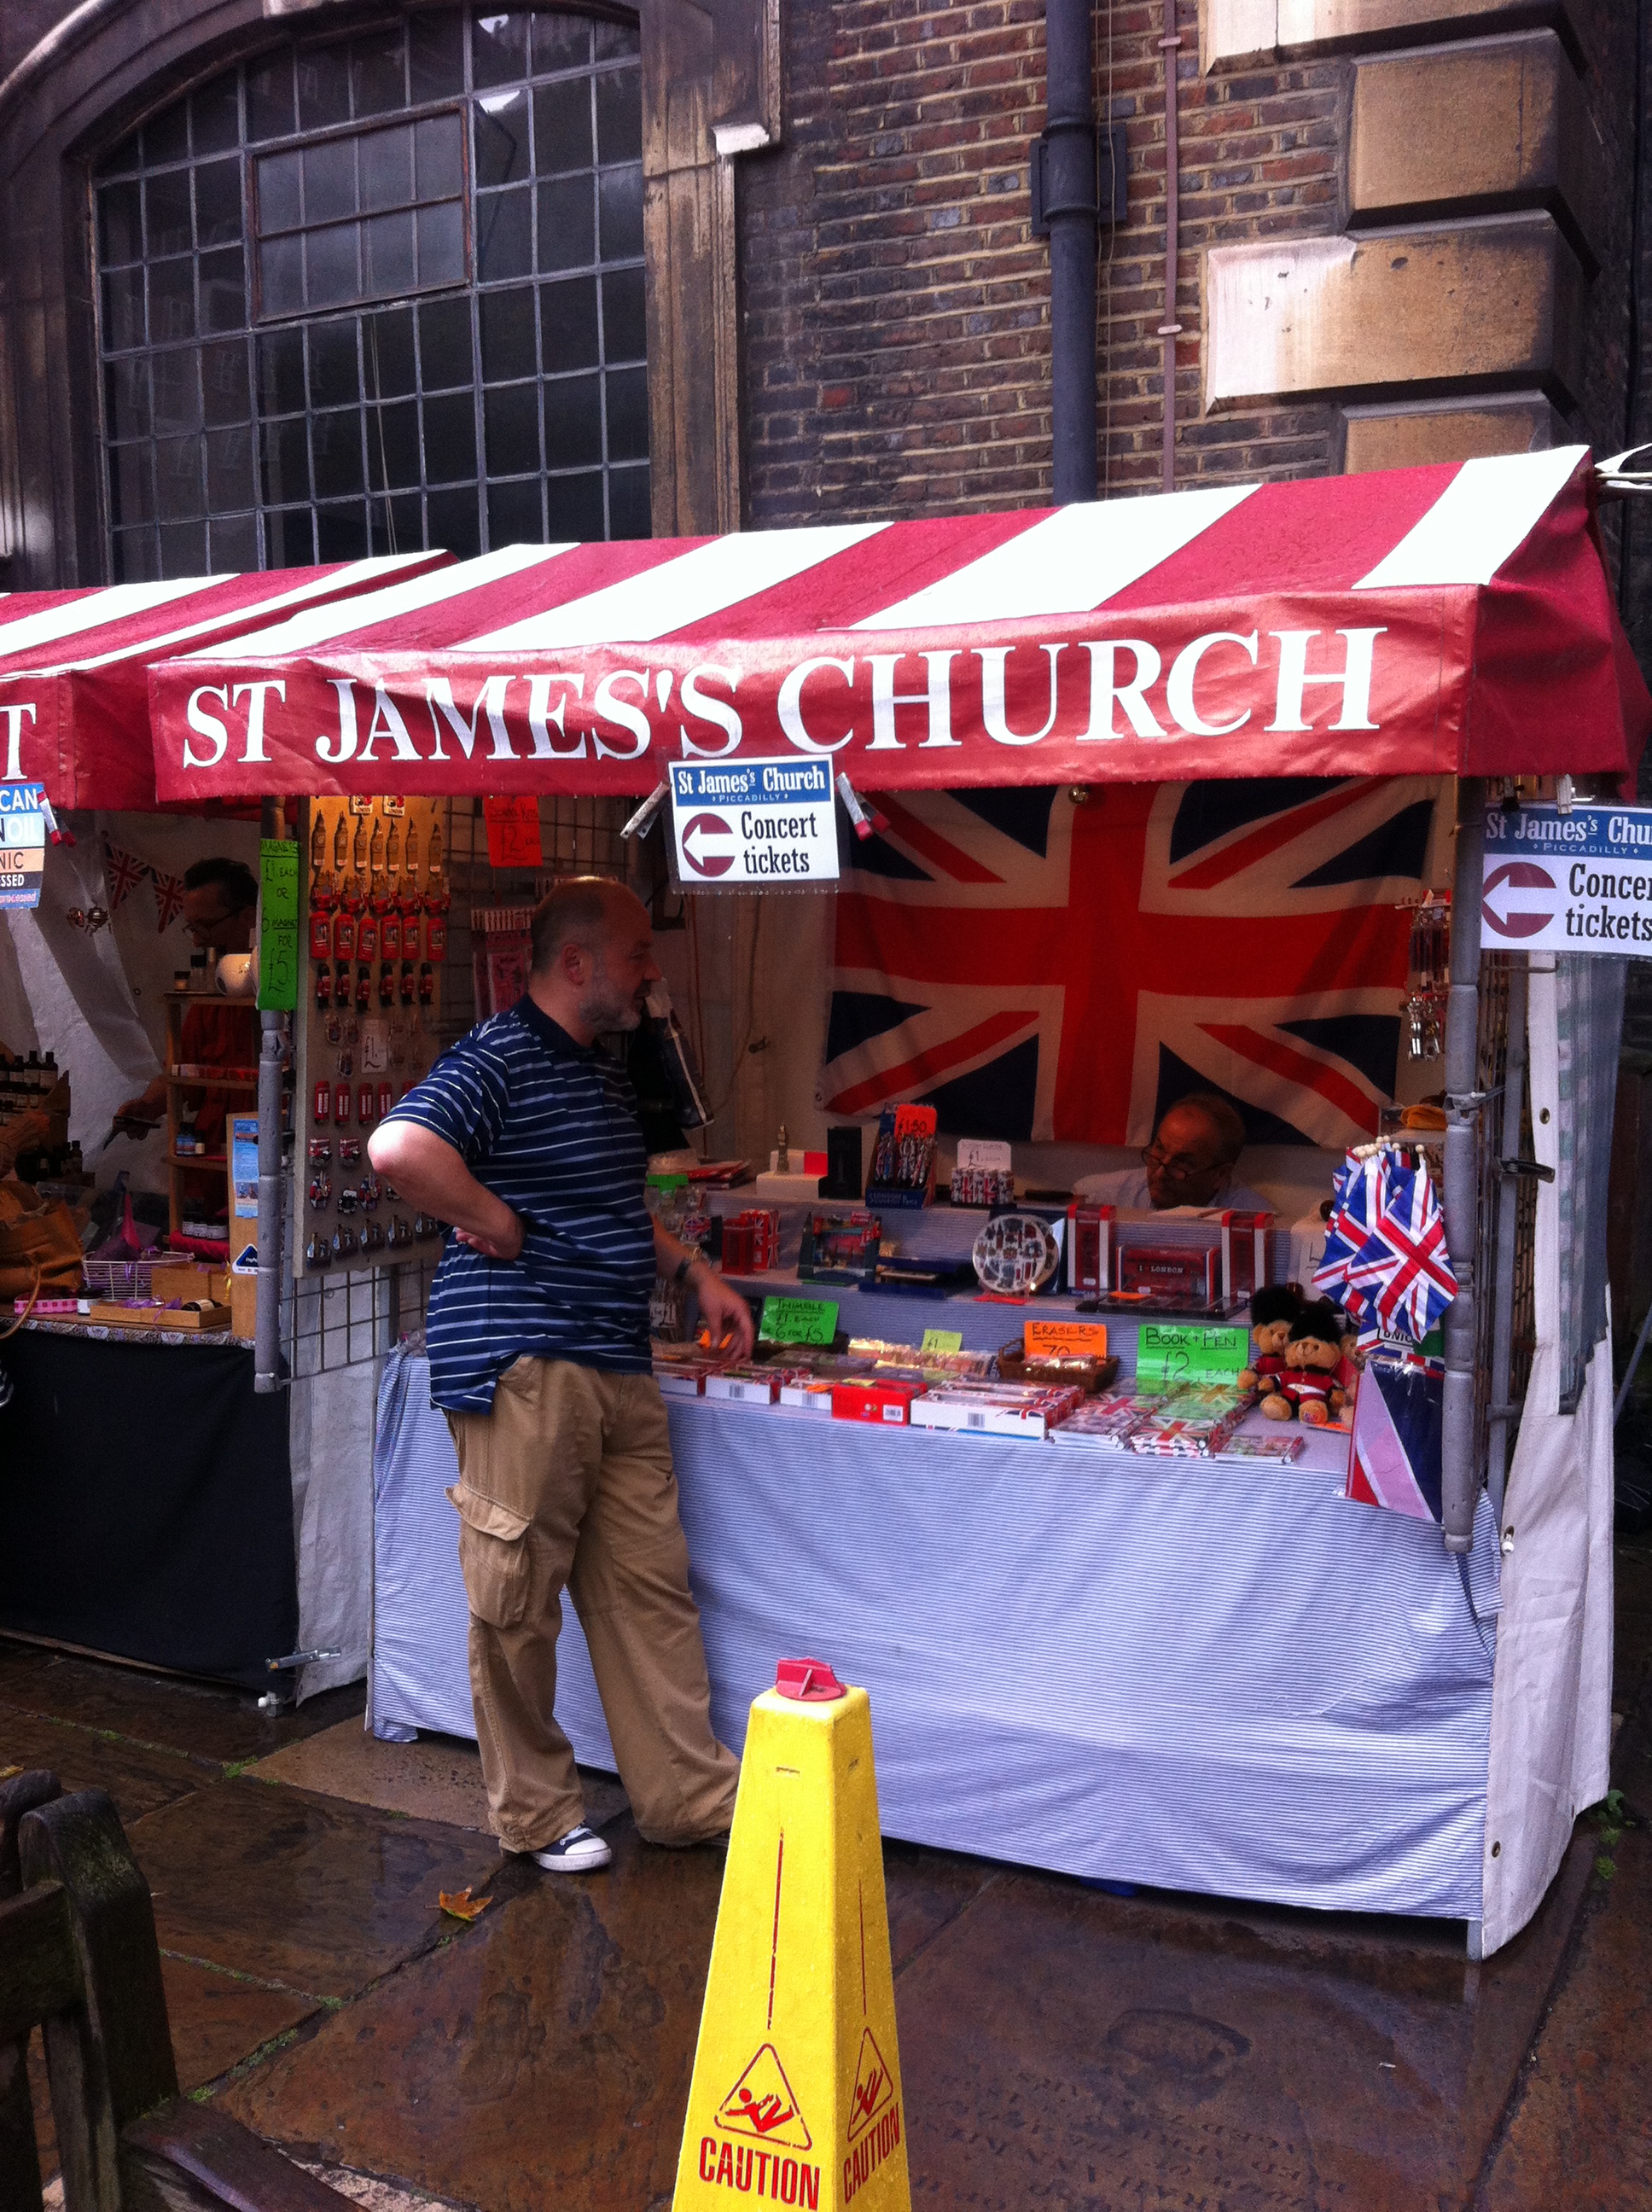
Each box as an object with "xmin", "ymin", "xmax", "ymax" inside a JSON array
[{"xmin": 445, "ymin": 1355, "xmax": 739, "ymax": 1853}]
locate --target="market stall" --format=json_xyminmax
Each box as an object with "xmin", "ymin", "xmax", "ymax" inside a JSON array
[
  {"xmin": 145, "ymin": 446, "xmax": 1648, "ymax": 1950},
  {"xmin": 0, "ymin": 552, "xmax": 450, "ymax": 1688}
]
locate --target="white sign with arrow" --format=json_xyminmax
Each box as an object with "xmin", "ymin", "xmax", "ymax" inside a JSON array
[
  {"xmin": 1482, "ymin": 802, "xmax": 1652, "ymax": 957},
  {"xmin": 668, "ymin": 757, "xmax": 839, "ymax": 889}
]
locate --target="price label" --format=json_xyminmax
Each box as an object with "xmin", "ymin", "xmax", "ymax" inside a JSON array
[
  {"xmin": 1023, "ymin": 1318, "xmax": 1109, "ymax": 1359},
  {"xmin": 921, "ymin": 1329, "xmax": 963, "ymax": 1354},
  {"xmin": 1135, "ymin": 1323, "xmax": 1248, "ymax": 1391},
  {"xmin": 484, "ymin": 795, "xmax": 544, "ymax": 868},
  {"xmin": 758, "ymin": 1296, "xmax": 839, "ymax": 1347},
  {"xmin": 259, "ymin": 836, "xmax": 299, "ymax": 1010}
]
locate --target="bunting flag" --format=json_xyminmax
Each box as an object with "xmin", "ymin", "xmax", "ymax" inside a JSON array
[
  {"xmin": 105, "ymin": 835, "xmax": 190, "ymax": 933},
  {"xmin": 151, "ymin": 870, "xmax": 187, "ymax": 932},
  {"xmin": 103, "ymin": 841, "xmax": 149, "ymax": 911},
  {"xmin": 821, "ymin": 777, "xmax": 1442, "ymax": 1147}
]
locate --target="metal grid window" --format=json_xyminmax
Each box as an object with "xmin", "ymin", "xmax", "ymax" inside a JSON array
[{"xmin": 95, "ymin": 9, "xmax": 649, "ymax": 581}]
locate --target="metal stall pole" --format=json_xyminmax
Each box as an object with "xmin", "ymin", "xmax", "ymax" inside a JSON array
[
  {"xmin": 1440, "ymin": 778, "xmax": 1487, "ymax": 1551},
  {"xmin": 1486, "ymin": 955, "xmax": 1529, "ymax": 1521},
  {"xmin": 255, "ymin": 799, "xmax": 288, "ymax": 1394}
]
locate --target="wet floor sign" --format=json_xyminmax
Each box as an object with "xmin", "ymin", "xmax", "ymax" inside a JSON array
[{"xmin": 672, "ymin": 1658, "xmax": 910, "ymax": 2212}]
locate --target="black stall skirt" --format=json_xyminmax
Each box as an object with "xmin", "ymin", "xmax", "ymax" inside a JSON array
[{"xmin": 0, "ymin": 1332, "xmax": 296, "ymax": 1691}]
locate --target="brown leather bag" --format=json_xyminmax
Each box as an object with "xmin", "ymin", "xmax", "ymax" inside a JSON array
[{"xmin": 0, "ymin": 1181, "xmax": 84, "ymax": 1302}]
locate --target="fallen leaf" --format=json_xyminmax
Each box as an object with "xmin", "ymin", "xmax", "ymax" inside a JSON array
[{"xmin": 439, "ymin": 1886, "xmax": 492, "ymax": 1922}]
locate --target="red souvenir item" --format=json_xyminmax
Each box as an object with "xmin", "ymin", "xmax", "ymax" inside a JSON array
[
  {"xmin": 399, "ymin": 960, "xmax": 416, "ymax": 1005},
  {"xmin": 1259, "ymin": 1300, "xmax": 1348, "ymax": 1427},
  {"xmin": 425, "ymin": 911, "xmax": 447, "ymax": 959},
  {"xmin": 378, "ymin": 962, "xmax": 394, "ymax": 1007},
  {"xmin": 310, "ymin": 907, "xmax": 334, "ymax": 960},
  {"xmin": 358, "ymin": 1082, "xmax": 375, "ymax": 1124},
  {"xmin": 334, "ymin": 907, "xmax": 357, "ymax": 959},
  {"xmin": 377, "ymin": 1081, "xmax": 393, "ymax": 1121},
  {"xmin": 334, "ymin": 1080, "xmax": 351, "ymax": 1125},
  {"xmin": 314, "ymin": 963, "xmax": 332, "ymax": 1011},
  {"xmin": 355, "ymin": 963, "xmax": 371, "ymax": 1009},
  {"xmin": 314, "ymin": 1079, "xmax": 331, "ymax": 1125},
  {"xmin": 381, "ymin": 910, "xmax": 402, "ymax": 959},
  {"xmin": 418, "ymin": 961, "xmax": 434, "ymax": 1004},
  {"xmin": 358, "ymin": 911, "xmax": 379, "ymax": 960}
]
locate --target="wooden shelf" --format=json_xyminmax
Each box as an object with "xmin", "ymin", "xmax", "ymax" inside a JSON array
[
  {"xmin": 168, "ymin": 1154, "xmax": 228, "ymax": 1168},
  {"xmin": 165, "ymin": 1074, "xmax": 259, "ymax": 1091}
]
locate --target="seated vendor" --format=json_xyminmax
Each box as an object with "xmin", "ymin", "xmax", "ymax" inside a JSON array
[
  {"xmin": 115, "ymin": 858, "xmax": 259, "ymax": 1185},
  {"xmin": 1075, "ymin": 1092, "xmax": 1271, "ymax": 1214}
]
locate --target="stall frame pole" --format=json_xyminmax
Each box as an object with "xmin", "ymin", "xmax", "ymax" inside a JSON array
[
  {"xmin": 1440, "ymin": 777, "xmax": 1487, "ymax": 1551},
  {"xmin": 255, "ymin": 799, "xmax": 288, "ymax": 1394},
  {"xmin": 1486, "ymin": 954, "xmax": 1529, "ymax": 1522}
]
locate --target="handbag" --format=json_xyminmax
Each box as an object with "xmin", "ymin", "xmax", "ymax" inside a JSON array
[{"xmin": 0, "ymin": 1181, "xmax": 85, "ymax": 1303}]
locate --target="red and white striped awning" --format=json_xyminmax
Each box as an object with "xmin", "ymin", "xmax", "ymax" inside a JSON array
[
  {"xmin": 148, "ymin": 448, "xmax": 1649, "ymax": 802},
  {"xmin": 0, "ymin": 552, "xmax": 451, "ymax": 810}
]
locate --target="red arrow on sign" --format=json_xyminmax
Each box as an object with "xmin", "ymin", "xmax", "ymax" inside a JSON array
[
  {"xmin": 682, "ymin": 812, "xmax": 737, "ymax": 878},
  {"xmin": 1482, "ymin": 859, "xmax": 1557, "ymax": 938}
]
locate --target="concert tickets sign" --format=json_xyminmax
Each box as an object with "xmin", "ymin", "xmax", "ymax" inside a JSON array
[{"xmin": 1482, "ymin": 802, "xmax": 1652, "ymax": 957}]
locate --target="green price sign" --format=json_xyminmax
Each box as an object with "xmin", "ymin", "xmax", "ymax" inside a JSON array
[
  {"xmin": 758, "ymin": 1296, "xmax": 840, "ymax": 1348},
  {"xmin": 258, "ymin": 837, "xmax": 299, "ymax": 1011},
  {"xmin": 1135, "ymin": 1323, "xmax": 1249, "ymax": 1392},
  {"xmin": 921, "ymin": 1329, "xmax": 963, "ymax": 1354}
]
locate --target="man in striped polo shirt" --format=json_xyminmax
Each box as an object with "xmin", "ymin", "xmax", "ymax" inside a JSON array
[{"xmin": 369, "ymin": 877, "xmax": 753, "ymax": 1872}]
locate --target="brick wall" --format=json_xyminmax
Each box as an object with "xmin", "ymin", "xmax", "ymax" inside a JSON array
[
  {"xmin": 739, "ymin": 0, "xmax": 1347, "ymax": 526},
  {"xmin": 741, "ymin": 0, "xmax": 1641, "ymax": 524}
]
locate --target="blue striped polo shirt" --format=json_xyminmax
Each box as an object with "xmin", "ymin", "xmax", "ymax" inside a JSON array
[{"xmin": 383, "ymin": 995, "xmax": 655, "ymax": 1411}]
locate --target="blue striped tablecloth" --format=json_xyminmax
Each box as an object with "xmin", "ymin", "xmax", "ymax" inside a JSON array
[{"xmin": 373, "ymin": 1346, "xmax": 1498, "ymax": 1918}]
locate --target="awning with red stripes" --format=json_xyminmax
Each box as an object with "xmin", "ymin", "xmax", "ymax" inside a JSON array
[
  {"xmin": 148, "ymin": 449, "xmax": 1649, "ymax": 802},
  {"xmin": 0, "ymin": 552, "xmax": 451, "ymax": 810}
]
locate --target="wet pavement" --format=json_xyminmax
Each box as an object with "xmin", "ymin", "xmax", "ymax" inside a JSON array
[{"xmin": 4, "ymin": 1575, "xmax": 1650, "ymax": 2212}]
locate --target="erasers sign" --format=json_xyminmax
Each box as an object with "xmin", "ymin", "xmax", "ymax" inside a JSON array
[
  {"xmin": 0, "ymin": 783, "xmax": 47, "ymax": 910},
  {"xmin": 1482, "ymin": 802, "xmax": 1652, "ymax": 957},
  {"xmin": 669, "ymin": 757, "xmax": 838, "ymax": 888}
]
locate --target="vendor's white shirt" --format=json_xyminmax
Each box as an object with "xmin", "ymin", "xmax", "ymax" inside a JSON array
[{"xmin": 1072, "ymin": 1165, "xmax": 1273, "ymax": 1215}]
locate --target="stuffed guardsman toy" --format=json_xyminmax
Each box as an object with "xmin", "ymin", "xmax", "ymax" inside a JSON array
[{"xmin": 1237, "ymin": 1284, "xmax": 1303, "ymax": 1396}]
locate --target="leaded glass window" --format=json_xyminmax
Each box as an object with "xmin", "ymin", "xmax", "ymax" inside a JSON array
[{"xmin": 94, "ymin": 9, "xmax": 649, "ymax": 579}]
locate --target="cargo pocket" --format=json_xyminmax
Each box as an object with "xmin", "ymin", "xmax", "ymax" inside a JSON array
[{"xmin": 446, "ymin": 1484, "xmax": 533, "ymax": 1630}]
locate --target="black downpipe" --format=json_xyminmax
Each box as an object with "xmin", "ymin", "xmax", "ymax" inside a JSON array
[{"xmin": 1043, "ymin": 0, "xmax": 1098, "ymax": 504}]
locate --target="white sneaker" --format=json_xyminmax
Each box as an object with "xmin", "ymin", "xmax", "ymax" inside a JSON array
[{"xmin": 525, "ymin": 1825, "xmax": 612, "ymax": 1873}]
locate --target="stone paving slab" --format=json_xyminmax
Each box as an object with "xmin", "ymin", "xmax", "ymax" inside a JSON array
[
  {"xmin": 252, "ymin": 1719, "xmax": 629, "ymax": 1837},
  {"xmin": 0, "ymin": 1637, "xmax": 364, "ymax": 1765},
  {"xmin": 0, "ymin": 1708, "xmax": 212, "ymax": 1823},
  {"xmin": 131, "ymin": 1777, "xmax": 503, "ymax": 2001}
]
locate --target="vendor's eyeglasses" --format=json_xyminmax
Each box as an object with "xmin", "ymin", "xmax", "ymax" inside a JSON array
[
  {"xmin": 184, "ymin": 904, "xmax": 252, "ymax": 942},
  {"xmin": 1140, "ymin": 1144, "xmax": 1217, "ymax": 1181}
]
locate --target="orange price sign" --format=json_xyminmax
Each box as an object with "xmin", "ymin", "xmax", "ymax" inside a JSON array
[{"xmin": 1022, "ymin": 1318, "xmax": 1109, "ymax": 1359}]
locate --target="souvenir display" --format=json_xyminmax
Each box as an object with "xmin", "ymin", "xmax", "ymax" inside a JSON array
[
  {"xmin": 1258, "ymin": 1301, "xmax": 1350, "ymax": 1426},
  {"xmin": 950, "ymin": 1163, "xmax": 1015, "ymax": 1208},
  {"xmin": 1126, "ymin": 1389, "xmax": 1254, "ymax": 1458},
  {"xmin": 797, "ymin": 1210, "xmax": 881, "ymax": 1284},
  {"xmin": 865, "ymin": 1103, "xmax": 938, "ymax": 1209},
  {"xmin": 830, "ymin": 1376, "xmax": 926, "ymax": 1425},
  {"xmin": 718, "ymin": 1208, "xmax": 782, "ymax": 1274},
  {"xmin": 1212, "ymin": 1433, "xmax": 1306, "ymax": 1464},
  {"xmin": 972, "ymin": 1211, "xmax": 1061, "ymax": 1295},
  {"xmin": 1237, "ymin": 1284, "xmax": 1303, "ymax": 1394},
  {"xmin": 1314, "ymin": 1143, "xmax": 1456, "ymax": 1350},
  {"xmin": 910, "ymin": 1382, "xmax": 1084, "ymax": 1441},
  {"xmin": 1046, "ymin": 1391, "xmax": 1170, "ymax": 1447},
  {"xmin": 1065, "ymin": 1203, "xmax": 1113, "ymax": 1295},
  {"xmin": 1114, "ymin": 1243, "xmax": 1220, "ymax": 1306},
  {"xmin": 295, "ymin": 796, "xmax": 445, "ymax": 1275}
]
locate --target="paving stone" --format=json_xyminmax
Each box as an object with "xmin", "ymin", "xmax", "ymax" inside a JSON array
[
  {"xmin": 28, "ymin": 1956, "xmax": 318, "ymax": 2185},
  {"xmin": 0, "ymin": 1708, "xmax": 209, "ymax": 1824},
  {"xmin": 0, "ymin": 1638, "xmax": 364, "ymax": 1767},
  {"xmin": 252, "ymin": 1720, "xmax": 629, "ymax": 1837},
  {"xmin": 890, "ymin": 1841, "xmax": 1594, "ymax": 2210},
  {"xmin": 131, "ymin": 1778, "xmax": 502, "ymax": 2000},
  {"xmin": 219, "ymin": 1823, "xmax": 724, "ymax": 2212},
  {"xmin": 1475, "ymin": 1826, "xmax": 1652, "ymax": 2212}
]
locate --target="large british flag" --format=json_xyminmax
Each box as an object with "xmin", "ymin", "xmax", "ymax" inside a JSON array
[{"xmin": 819, "ymin": 777, "xmax": 1446, "ymax": 1146}]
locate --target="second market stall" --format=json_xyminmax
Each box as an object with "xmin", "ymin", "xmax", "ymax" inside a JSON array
[{"xmin": 147, "ymin": 446, "xmax": 1647, "ymax": 1947}]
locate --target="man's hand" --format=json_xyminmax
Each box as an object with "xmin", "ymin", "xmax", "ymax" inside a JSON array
[
  {"xmin": 114, "ymin": 1087, "xmax": 165, "ymax": 1126},
  {"xmin": 692, "ymin": 1262, "xmax": 755, "ymax": 1359},
  {"xmin": 455, "ymin": 1214, "xmax": 526, "ymax": 1262}
]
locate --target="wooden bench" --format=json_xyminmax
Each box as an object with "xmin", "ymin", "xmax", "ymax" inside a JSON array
[{"xmin": 1, "ymin": 1769, "xmax": 351, "ymax": 2212}]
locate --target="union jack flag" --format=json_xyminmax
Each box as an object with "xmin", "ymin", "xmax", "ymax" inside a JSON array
[
  {"xmin": 1317, "ymin": 1149, "xmax": 1457, "ymax": 1344},
  {"xmin": 820, "ymin": 777, "xmax": 1446, "ymax": 1147},
  {"xmin": 151, "ymin": 870, "xmax": 186, "ymax": 932},
  {"xmin": 104, "ymin": 840, "xmax": 149, "ymax": 912},
  {"xmin": 1347, "ymin": 1351, "xmax": 1446, "ymax": 1522}
]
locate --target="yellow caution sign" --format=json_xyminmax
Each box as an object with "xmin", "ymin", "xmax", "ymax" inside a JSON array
[{"xmin": 673, "ymin": 1656, "xmax": 910, "ymax": 2212}]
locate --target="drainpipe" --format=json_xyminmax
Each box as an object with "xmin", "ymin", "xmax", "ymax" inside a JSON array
[
  {"xmin": 1042, "ymin": 0, "xmax": 1098, "ymax": 503},
  {"xmin": 1159, "ymin": 0, "xmax": 1182, "ymax": 492},
  {"xmin": 1440, "ymin": 777, "xmax": 1488, "ymax": 1552}
]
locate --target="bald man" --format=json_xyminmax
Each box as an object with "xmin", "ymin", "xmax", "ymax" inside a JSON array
[
  {"xmin": 1075, "ymin": 1092, "xmax": 1271, "ymax": 1213},
  {"xmin": 370, "ymin": 876, "xmax": 752, "ymax": 1875}
]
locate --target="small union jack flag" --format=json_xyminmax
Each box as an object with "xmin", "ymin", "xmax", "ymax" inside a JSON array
[
  {"xmin": 1366, "ymin": 1159, "xmax": 1457, "ymax": 1341},
  {"xmin": 104, "ymin": 840, "xmax": 148, "ymax": 912},
  {"xmin": 151, "ymin": 870, "xmax": 186, "ymax": 931}
]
